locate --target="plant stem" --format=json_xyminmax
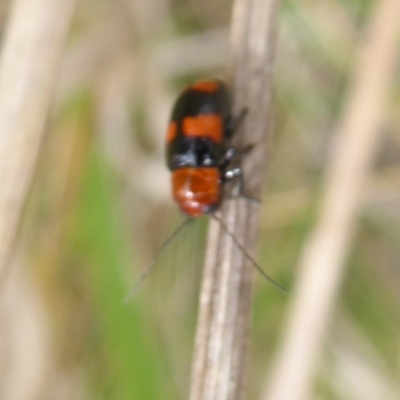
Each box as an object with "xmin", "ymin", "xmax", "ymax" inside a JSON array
[
  {"xmin": 264, "ymin": 1, "xmax": 400, "ymax": 399},
  {"xmin": 189, "ymin": 1, "xmax": 281, "ymax": 399},
  {"xmin": 0, "ymin": 0, "xmax": 76, "ymax": 289}
]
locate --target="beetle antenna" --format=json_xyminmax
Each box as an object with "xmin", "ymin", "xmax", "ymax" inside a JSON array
[
  {"xmin": 211, "ymin": 214, "xmax": 287, "ymax": 293},
  {"xmin": 125, "ymin": 217, "xmax": 193, "ymax": 301}
]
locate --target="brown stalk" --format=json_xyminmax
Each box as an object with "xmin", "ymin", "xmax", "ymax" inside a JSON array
[
  {"xmin": 264, "ymin": 1, "xmax": 400, "ymax": 399},
  {"xmin": 0, "ymin": 0, "xmax": 76, "ymax": 289},
  {"xmin": 189, "ymin": 1, "xmax": 281, "ymax": 399}
]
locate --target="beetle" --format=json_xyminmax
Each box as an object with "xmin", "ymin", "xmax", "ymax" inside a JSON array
[
  {"xmin": 166, "ymin": 79, "xmax": 244, "ymax": 217},
  {"xmin": 126, "ymin": 79, "xmax": 285, "ymax": 298}
]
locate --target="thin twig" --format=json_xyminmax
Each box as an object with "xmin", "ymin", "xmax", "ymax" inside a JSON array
[
  {"xmin": 264, "ymin": 1, "xmax": 400, "ymax": 399},
  {"xmin": 189, "ymin": 1, "xmax": 281, "ymax": 399},
  {"xmin": 0, "ymin": 0, "xmax": 76, "ymax": 290}
]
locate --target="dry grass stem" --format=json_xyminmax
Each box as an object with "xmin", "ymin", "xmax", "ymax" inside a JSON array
[
  {"xmin": 264, "ymin": 1, "xmax": 400, "ymax": 399},
  {"xmin": 189, "ymin": 1, "xmax": 281, "ymax": 399},
  {"xmin": 0, "ymin": 263, "xmax": 51, "ymax": 399},
  {"xmin": 0, "ymin": 0, "xmax": 76, "ymax": 287}
]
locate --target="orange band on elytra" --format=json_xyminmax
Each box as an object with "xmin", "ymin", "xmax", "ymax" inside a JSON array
[
  {"xmin": 166, "ymin": 121, "xmax": 178, "ymax": 143},
  {"xmin": 189, "ymin": 80, "xmax": 219, "ymax": 93},
  {"xmin": 182, "ymin": 114, "xmax": 223, "ymax": 143}
]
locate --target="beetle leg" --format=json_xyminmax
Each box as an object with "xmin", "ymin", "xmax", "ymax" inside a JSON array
[
  {"xmin": 224, "ymin": 166, "xmax": 261, "ymax": 203},
  {"xmin": 239, "ymin": 143, "xmax": 254, "ymax": 156},
  {"xmin": 234, "ymin": 108, "xmax": 248, "ymax": 131},
  {"xmin": 240, "ymin": 193, "xmax": 261, "ymax": 203},
  {"xmin": 220, "ymin": 142, "xmax": 254, "ymax": 173},
  {"xmin": 224, "ymin": 166, "xmax": 242, "ymax": 181},
  {"xmin": 220, "ymin": 146, "xmax": 236, "ymax": 171},
  {"xmin": 225, "ymin": 108, "xmax": 248, "ymax": 138}
]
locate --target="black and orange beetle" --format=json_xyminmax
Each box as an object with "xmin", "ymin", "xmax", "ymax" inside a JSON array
[
  {"xmin": 166, "ymin": 79, "xmax": 244, "ymax": 217},
  {"xmin": 127, "ymin": 79, "xmax": 285, "ymax": 296}
]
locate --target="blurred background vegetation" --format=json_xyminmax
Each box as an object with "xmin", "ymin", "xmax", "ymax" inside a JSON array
[{"xmin": 1, "ymin": 0, "xmax": 400, "ymax": 399}]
